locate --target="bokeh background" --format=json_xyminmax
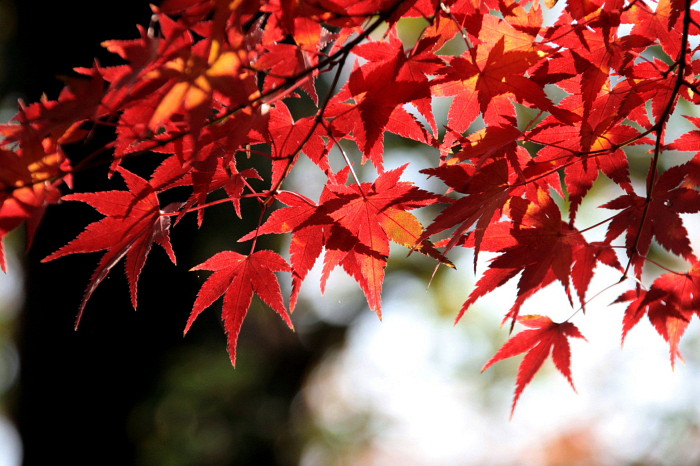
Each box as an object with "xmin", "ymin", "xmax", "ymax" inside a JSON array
[{"xmin": 1, "ymin": 1, "xmax": 700, "ymax": 465}]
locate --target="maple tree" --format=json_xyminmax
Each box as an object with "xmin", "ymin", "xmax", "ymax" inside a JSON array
[{"xmin": 2, "ymin": 0, "xmax": 700, "ymax": 414}]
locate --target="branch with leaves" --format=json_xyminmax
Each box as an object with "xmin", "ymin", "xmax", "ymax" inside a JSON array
[{"xmin": 1, "ymin": 0, "xmax": 699, "ymax": 413}]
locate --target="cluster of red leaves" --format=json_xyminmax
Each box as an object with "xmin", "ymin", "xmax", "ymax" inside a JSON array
[{"xmin": 2, "ymin": 0, "xmax": 700, "ymax": 412}]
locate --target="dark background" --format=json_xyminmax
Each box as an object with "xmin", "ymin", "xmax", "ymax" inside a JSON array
[{"xmin": 4, "ymin": 2, "xmax": 347, "ymax": 464}]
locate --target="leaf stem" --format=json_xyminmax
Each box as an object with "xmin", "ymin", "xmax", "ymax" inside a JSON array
[
  {"xmin": 322, "ymin": 121, "xmax": 367, "ymax": 198},
  {"xmin": 564, "ymin": 276, "xmax": 629, "ymax": 322},
  {"xmin": 578, "ymin": 212, "xmax": 621, "ymax": 234}
]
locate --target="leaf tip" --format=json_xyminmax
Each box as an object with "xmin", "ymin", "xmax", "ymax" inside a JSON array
[
  {"xmin": 509, "ymin": 394, "xmax": 522, "ymax": 420},
  {"xmin": 283, "ymin": 313, "xmax": 295, "ymax": 331}
]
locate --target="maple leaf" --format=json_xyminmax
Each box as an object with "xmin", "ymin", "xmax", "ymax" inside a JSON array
[
  {"xmin": 105, "ymin": 19, "xmax": 263, "ymax": 164},
  {"xmin": 542, "ymin": 9, "xmax": 651, "ymax": 119},
  {"xmin": 616, "ymin": 262, "xmax": 700, "ymax": 367},
  {"xmin": 669, "ymin": 116, "xmax": 700, "ymax": 153},
  {"xmin": 150, "ymin": 155, "xmax": 261, "ymax": 226},
  {"xmin": 482, "ymin": 314, "xmax": 586, "ymax": 416},
  {"xmin": 422, "ymin": 141, "xmax": 567, "ymax": 272},
  {"xmin": 457, "ymin": 188, "xmax": 621, "ymax": 325},
  {"xmin": 326, "ymin": 34, "xmax": 434, "ymax": 170},
  {"xmin": 528, "ymin": 109, "xmax": 639, "ymax": 220},
  {"xmin": 260, "ymin": 0, "xmax": 329, "ymax": 51},
  {"xmin": 319, "ymin": 165, "xmax": 445, "ymax": 317},
  {"xmin": 420, "ymin": 156, "xmax": 516, "ymax": 264},
  {"xmin": 622, "ymin": 0, "xmax": 686, "ymax": 60},
  {"xmin": 186, "ymin": 249, "xmax": 293, "ymax": 366},
  {"xmin": 42, "ymin": 167, "xmax": 176, "ymax": 326},
  {"xmin": 255, "ymin": 43, "xmax": 320, "ymax": 103},
  {"xmin": 238, "ymin": 190, "xmax": 327, "ymax": 313},
  {"xmin": 351, "ymin": 31, "xmax": 442, "ymax": 135},
  {"xmin": 433, "ymin": 14, "xmax": 578, "ymax": 134},
  {"xmin": 139, "ymin": 101, "xmax": 270, "ymax": 164},
  {"xmin": 0, "ymin": 133, "xmax": 68, "ymax": 272},
  {"xmin": 267, "ymin": 102, "xmax": 331, "ymax": 188},
  {"xmin": 98, "ymin": 12, "xmax": 193, "ymax": 115},
  {"xmin": 0, "ymin": 73, "xmax": 105, "ymax": 145},
  {"xmin": 147, "ymin": 38, "xmax": 255, "ymax": 131},
  {"xmin": 602, "ymin": 161, "xmax": 700, "ymax": 277},
  {"xmin": 241, "ymin": 166, "xmax": 448, "ymax": 317}
]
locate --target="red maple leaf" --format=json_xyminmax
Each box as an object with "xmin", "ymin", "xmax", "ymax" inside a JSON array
[
  {"xmin": 259, "ymin": 0, "xmax": 330, "ymax": 53},
  {"xmin": 433, "ymin": 13, "xmax": 578, "ymax": 137},
  {"xmin": 622, "ymin": 0, "xmax": 687, "ymax": 60},
  {"xmin": 542, "ymin": 9, "xmax": 651, "ymax": 119},
  {"xmin": 255, "ymin": 42, "xmax": 320, "ymax": 103},
  {"xmin": 616, "ymin": 262, "xmax": 700, "ymax": 367},
  {"xmin": 421, "ymin": 135, "xmax": 564, "ymax": 264},
  {"xmin": 267, "ymin": 102, "xmax": 331, "ymax": 188},
  {"xmin": 319, "ymin": 165, "xmax": 445, "ymax": 317},
  {"xmin": 98, "ymin": 12, "xmax": 193, "ymax": 116},
  {"xmin": 146, "ymin": 37, "xmax": 257, "ymax": 136},
  {"xmin": 0, "ymin": 72, "xmax": 105, "ymax": 145},
  {"xmin": 0, "ymin": 134, "xmax": 68, "ymax": 272},
  {"xmin": 241, "ymin": 165, "xmax": 448, "ymax": 317},
  {"xmin": 458, "ymin": 188, "xmax": 621, "ymax": 325},
  {"xmin": 42, "ymin": 167, "xmax": 176, "ymax": 326},
  {"xmin": 150, "ymin": 154, "xmax": 262, "ymax": 226},
  {"xmin": 668, "ymin": 117, "xmax": 700, "ymax": 153},
  {"xmin": 238, "ymin": 190, "xmax": 327, "ymax": 312},
  {"xmin": 326, "ymin": 33, "xmax": 434, "ymax": 170},
  {"xmin": 186, "ymin": 249, "xmax": 293, "ymax": 366},
  {"xmin": 482, "ymin": 314, "xmax": 586, "ymax": 416},
  {"xmin": 602, "ymin": 160, "xmax": 700, "ymax": 277},
  {"xmin": 527, "ymin": 93, "xmax": 640, "ymax": 220}
]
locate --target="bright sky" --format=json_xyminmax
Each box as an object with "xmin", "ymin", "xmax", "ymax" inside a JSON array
[{"xmin": 296, "ymin": 243, "xmax": 700, "ymax": 465}]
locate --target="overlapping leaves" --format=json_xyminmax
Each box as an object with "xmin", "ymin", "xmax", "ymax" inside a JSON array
[{"xmin": 2, "ymin": 0, "xmax": 700, "ymax": 413}]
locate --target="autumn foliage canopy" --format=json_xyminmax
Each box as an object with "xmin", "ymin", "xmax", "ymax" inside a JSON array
[{"xmin": 2, "ymin": 0, "xmax": 700, "ymax": 413}]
